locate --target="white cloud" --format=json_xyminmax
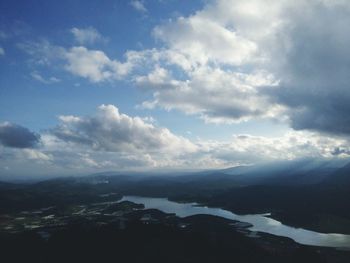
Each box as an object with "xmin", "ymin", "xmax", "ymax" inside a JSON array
[
  {"xmin": 17, "ymin": 36, "xmax": 155, "ymax": 85},
  {"xmin": 17, "ymin": 40, "xmax": 139, "ymax": 83},
  {"xmin": 64, "ymin": 46, "xmax": 133, "ymax": 82},
  {"xmin": 203, "ymin": 131, "xmax": 350, "ymax": 165},
  {"xmin": 130, "ymin": 0, "xmax": 147, "ymax": 13},
  {"xmin": 52, "ymin": 104, "xmax": 197, "ymax": 155},
  {"xmin": 2, "ymin": 108, "xmax": 350, "ymax": 177},
  {"xmin": 153, "ymin": 15, "xmax": 257, "ymax": 67},
  {"xmin": 126, "ymin": 0, "xmax": 285, "ymax": 123},
  {"xmin": 0, "ymin": 47, "xmax": 4, "ymax": 56},
  {"xmin": 31, "ymin": 71, "xmax": 60, "ymax": 84},
  {"xmin": 33, "ymin": 104, "xmax": 199, "ymax": 172},
  {"xmin": 71, "ymin": 27, "xmax": 106, "ymax": 45},
  {"xmin": 137, "ymin": 64, "xmax": 282, "ymax": 123}
]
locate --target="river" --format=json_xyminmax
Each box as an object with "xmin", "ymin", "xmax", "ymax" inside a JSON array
[{"xmin": 120, "ymin": 195, "xmax": 350, "ymax": 249}]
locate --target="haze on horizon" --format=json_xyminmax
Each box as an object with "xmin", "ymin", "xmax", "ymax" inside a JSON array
[{"xmin": 1, "ymin": 0, "xmax": 350, "ymax": 179}]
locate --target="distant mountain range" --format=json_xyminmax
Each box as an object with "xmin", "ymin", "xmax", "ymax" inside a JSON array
[
  {"xmin": 2, "ymin": 158, "xmax": 350, "ymax": 191},
  {"xmin": 226, "ymin": 158, "xmax": 349, "ymax": 184},
  {"xmin": 177, "ymin": 158, "xmax": 350, "ymax": 187}
]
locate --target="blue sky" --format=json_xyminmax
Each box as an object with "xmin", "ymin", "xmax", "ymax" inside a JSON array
[
  {"xmin": 0, "ymin": 0, "xmax": 287, "ymax": 138},
  {"xmin": 0, "ymin": 1, "xmax": 197, "ymax": 127},
  {"xmin": 1, "ymin": 0, "xmax": 350, "ymax": 178}
]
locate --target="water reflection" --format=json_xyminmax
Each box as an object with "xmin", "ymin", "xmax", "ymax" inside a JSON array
[{"xmin": 121, "ymin": 196, "xmax": 350, "ymax": 248}]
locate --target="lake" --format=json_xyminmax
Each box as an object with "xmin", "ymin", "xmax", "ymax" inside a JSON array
[{"xmin": 121, "ymin": 195, "xmax": 350, "ymax": 249}]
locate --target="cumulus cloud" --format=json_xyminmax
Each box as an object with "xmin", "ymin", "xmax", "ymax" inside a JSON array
[
  {"xmin": 137, "ymin": 66, "xmax": 281, "ymax": 123},
  {"xmin": 0, "ymin": 122, "xmax": 40, "ymax": 148},
  {"xmin": 129, "ymin": 0, "xmax": 285, "ymax": 123},
  {"xmin": 153, "ymin": 16, "xmax": 257, "ymax": 67},
  {"xmin": 64, "ymin": 46, "xmax": 136, "ymax": 82},
  {"xmin": 41, "ymin": 128, "xmax": 350, "ymax": 171},
  {"xmin": 28, "ymin": 104, "xmax": 199, "ymax": 172},
  {"xmin": 51, "ymin": 104, "xmax": 197, "ymax": 155},
  {"xmin": 49, "ymin": 105, "xmax": 350, "ymax": 169},
  {"xmin": 71, "ymin": 27, "xmax": 106, "ymax": 45}
]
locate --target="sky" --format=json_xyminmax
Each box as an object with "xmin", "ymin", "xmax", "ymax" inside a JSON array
[{"xmin": 1, "ymin": 0, "xmax": 350, "ymax": 179}]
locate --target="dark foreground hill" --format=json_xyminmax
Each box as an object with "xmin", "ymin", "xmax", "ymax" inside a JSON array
[{"xmin": 1, "ymin": 212, "xmax": 348, "ymax": 263}]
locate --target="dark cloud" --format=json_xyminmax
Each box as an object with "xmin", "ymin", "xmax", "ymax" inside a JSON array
[
  {"xmin": 331, "ymin": 147, "xmax": 350, "ymax": 156},
  {"xmin": 0, "ymin": 123, "xmax": 40, "ymax": 148},
  {"xmin": 268, "ymin": 2, "xmax": 350, "ymax": 135}
]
